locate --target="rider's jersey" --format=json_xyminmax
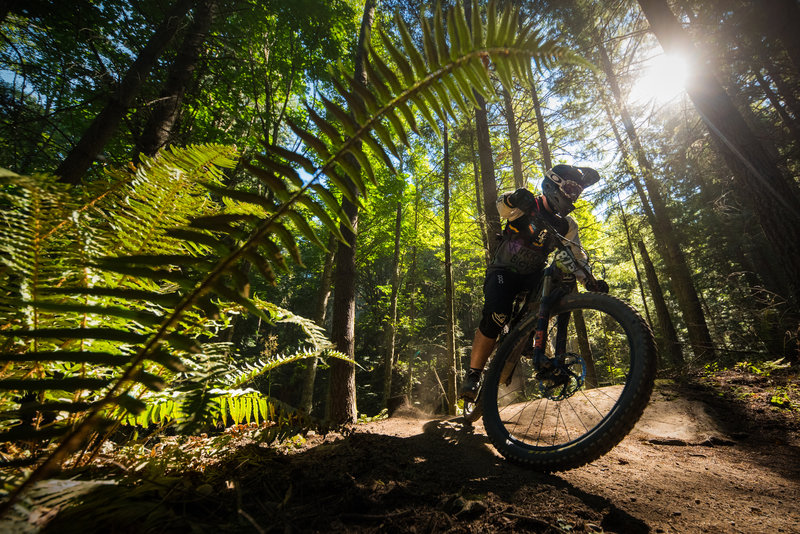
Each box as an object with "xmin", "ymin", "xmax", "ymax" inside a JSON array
[{"xmin": 490, "ymin": 193, "xmax": 590, "ymax": 279}]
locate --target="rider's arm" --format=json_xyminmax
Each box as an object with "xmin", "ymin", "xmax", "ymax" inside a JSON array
[
  {"xmin": 496, "ymin": 192, "xmax": 525, "ymax": 221},
  {"xmin": 564, "ymin": 216, "xmax": 591, "ymax": 284},
  {"xmin": 497, "ymin": 188, "xmax": 540, "ymax": 221}
]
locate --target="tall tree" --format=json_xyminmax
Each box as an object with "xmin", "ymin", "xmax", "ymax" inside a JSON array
[
  {"xmin": 637, "ymin": 0, "xmax": 800, "ymax": 308},
  {"xmin": 55, "ymin": 0, "xmax": 193, "ymax": 183},
  {"xmin": 136, "ymin": 0, "xmax": 216, "ymax": 159},
  {"xmin": 530, "ymin": 78, "xmax": 552, "ymax": 169},
  {"xmin": 382, "ymin": 201, "xmax": 403, "ymax": 409},
  {"xmin": 638, "ymin": 240, "xmax": 683, "ymax": 367},
  {"xmin": 464, "ymin": 0, "xmax": 501, "ymax": 254},
  {"xmin": 502, "ymin": 87, "xmax": 525, "ymax": 188},
  {"xmin": 474, "ymin": 94, "xmax": 502, "ymax": 254},
  {"xmin": 600, "ymin": 94, "xmax": 683, "ymax": 362},
  {"xmin": 300, "ymin": 233, "xmax": 336, "ymax": 414},
  {"xmin": 443, "ymin": 120, "xmax": 457, "ymax": 415},
  {"xmin": 595, "ymin": 33, "xmax": 715, "ymax": 361},
  {"xmin": 327, "ymin": 0, "xmax": 376, "ymax": 424},
  {"xmin": 469, "ymin": 116, "xmax": 490, "ymax": 264}
]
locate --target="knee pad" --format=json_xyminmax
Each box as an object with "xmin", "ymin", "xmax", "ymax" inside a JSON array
[{"xmin": 479, "ymin": 311, "xmax": 508, "ymax": 339}]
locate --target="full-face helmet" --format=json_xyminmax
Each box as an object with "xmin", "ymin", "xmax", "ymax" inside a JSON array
[{"xmin": 542, "ymin": 164, "xmax": 601, "ymax": 216}]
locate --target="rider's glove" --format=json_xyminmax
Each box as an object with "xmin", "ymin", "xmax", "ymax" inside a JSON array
[
  {"xmin": 508, "ymin": 188, "xmax": 536, "ymax": 213},
  {"xmin": 585, "ymin": 279, "xmax": 609, "ymax": 293}
]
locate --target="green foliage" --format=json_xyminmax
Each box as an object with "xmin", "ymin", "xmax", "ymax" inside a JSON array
[
  {"xmin": 734, "ymin": 358, "xmax": 791, "ymax": 378},
  {"xmin": 249, "ymin": 0, "xmax": 577, "ymax": 217},
  {"xmin": 0, "ymin": 145, "xmax": 237, "ymax": 442},
  {"xmin": 0, "ymin": 1, "xmax": 580, "ymax": 507},
  {"xmin": 769, "ymin": 385, "xmax": 798, "ymax": 411}
]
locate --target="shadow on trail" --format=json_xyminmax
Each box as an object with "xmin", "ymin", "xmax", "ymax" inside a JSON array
[
  {"xmin": 421, "ymin": 418, "xmax": 650, "ymax": 534},
  {"xmin": 44, "ymin": 416, "xmax": 651, "ymax": 533}
]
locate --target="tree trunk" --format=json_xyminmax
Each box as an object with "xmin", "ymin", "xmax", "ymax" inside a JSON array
[
  {"xmin": 637, "ymin": 0, "xmax": 800, "ymax": 308},
  {"xmin": 530, "ymin": 79, "xmax": 553, "ymax": 170},
  {"xmin": 327, "ymin": 0, "xmax": 376, "ymax": 424},
  {"xmin": 469, "ymin": 116, "xmax": 490, "ymax": 265},
  {"xmin": 136, "ymin": 0, "xmax": 215, "ymax": 159},
  {"xmin": 573, "ymin": 311, "xmax": 597, "ymax": 388},
  {"xmin": 475, "ymin": 95, "xmax": 502, "ymax": 254},
  {"xmin": 638, "ymin": 240, "xmax": 684, "ymax": 367},
  {"xmin": 502, "ymin": 87, "xmax": 525, "ymax": 188},
  {"xmin": 55, "ymin": 0, "xmax": 193, "ymax": 184},
  {"xmin": 405, "ymin": 173, "xmax": 422, "ymax": 400},
  {"xmin": 328, "ymin": 194, "xmax": 359, "ymax": 423},
  {"xmin": 299, "ymin": 233, "xmax": 336, "ymax": 414},
  {"xmin": 465, "ymin": 0, "xmax": 500, "ymax": 255},
  {"xmin": 382, "ymin": 201, "xmax": 403, "ymax": 409},
  {"xmin": 595, "ymin": 35, "xmax": 716, "ymax": 361},
  {"xmin": 443, "ymin": 121, "xmax": 457, "ymax": 415},
  {"xmin": 618, "ymin": 199, "xmax": 654, "ymax": 329}
]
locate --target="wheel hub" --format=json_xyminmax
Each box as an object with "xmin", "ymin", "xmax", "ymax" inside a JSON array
[{"xmin": 536, "ymin": 352, "xmax": 586, "ymax": 400}]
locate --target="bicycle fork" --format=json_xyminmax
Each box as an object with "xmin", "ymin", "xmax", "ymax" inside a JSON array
[{"xmin": 532, "ymin": 266, "xmax": 570, "ymax": 370}]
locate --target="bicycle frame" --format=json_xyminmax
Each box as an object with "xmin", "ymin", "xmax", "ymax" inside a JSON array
[{"xmin": 528, "ymin": 218, "xmax": 598, "ymax": 372}]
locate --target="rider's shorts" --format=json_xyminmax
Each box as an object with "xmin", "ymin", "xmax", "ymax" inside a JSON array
[{"xmin": 479, "ymin": 268, "xmax": 542, "ymax": 339}]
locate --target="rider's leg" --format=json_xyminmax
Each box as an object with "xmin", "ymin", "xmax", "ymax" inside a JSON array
[
  {"xmin": 460, "ymin": 270, "xmax": 516, "ymax": 399},
  {"xmin": 460, "ymin": 329, "xmax": 497, "ymax": 401},
  {"xmin": 469, "ymin": 329, "xmax": 496, "ymax": 370}
]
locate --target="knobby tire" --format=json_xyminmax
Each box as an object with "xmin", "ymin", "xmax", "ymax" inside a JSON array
[{"xmin": 481, "ymin": 292, "xmax": 657, "ymax": 471}]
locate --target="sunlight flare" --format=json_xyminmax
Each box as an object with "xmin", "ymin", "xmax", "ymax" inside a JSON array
[{"xmin": 629, "ymin": 53, "xmax": 690, "ymax": 104}]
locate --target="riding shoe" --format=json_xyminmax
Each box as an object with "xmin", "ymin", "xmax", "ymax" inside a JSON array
[{"xmin": 459, "ymin": 369, "xmax": 482, "ymax": 401}]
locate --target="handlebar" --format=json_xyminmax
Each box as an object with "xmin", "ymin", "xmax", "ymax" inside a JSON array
[{"xmin": 531, "ymin": 213, "xmax": 597, "ymax": 285}]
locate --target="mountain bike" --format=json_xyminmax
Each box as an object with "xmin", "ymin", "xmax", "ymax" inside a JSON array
[{"xmin": 469, "ymin": 218, "xmax": 657, "ymax": 471}]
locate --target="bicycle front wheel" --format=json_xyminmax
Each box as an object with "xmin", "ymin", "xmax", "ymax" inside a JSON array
[{"xmin": 481, "ymin": 292, "xmax": 657, "ymax": 471}]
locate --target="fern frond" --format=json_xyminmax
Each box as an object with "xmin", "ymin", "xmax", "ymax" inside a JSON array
[{"xmin": 0, "ymin": 2, "xmax": 578, "ymax": 512}]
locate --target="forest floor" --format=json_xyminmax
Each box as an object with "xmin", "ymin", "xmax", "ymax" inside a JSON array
[{"xmin": 13, "ymin": 365, "xmax": 800, "ymax": 534}]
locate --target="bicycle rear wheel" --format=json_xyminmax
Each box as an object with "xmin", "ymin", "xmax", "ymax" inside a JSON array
[{"xmin": 481, "ymin": 292, "xmax": 657, "ymax": 471}]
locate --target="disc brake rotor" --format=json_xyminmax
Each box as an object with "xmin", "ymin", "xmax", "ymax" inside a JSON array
[{"xmin": 537, "ymin": 352, "xmax": 586, "ymax": 400}]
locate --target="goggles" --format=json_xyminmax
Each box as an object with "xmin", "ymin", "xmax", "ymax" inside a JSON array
[{"xmin": 545, "ymin": 169, "xmax": 584, "ymax": 201}]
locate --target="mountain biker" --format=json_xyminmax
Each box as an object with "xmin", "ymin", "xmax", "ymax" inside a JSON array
[{"xmin": 460, "ymin": 164, "xmax": 609, "ymax": 401}]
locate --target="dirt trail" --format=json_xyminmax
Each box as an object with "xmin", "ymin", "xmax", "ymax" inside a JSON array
[
  {"xmin": 36, "ymin": 377, "xmax": 800, "ymax": 534},
  {"xmin": 342, "ymin": 380, "xmax": 800, "ymax": 533}
]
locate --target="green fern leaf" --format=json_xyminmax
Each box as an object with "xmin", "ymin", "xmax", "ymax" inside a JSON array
[
  {"xmin": 421, "ymin": 18, "xmax": 440, "ymax": 70},
  {"xmin": 344, "ymin": 144, "xmax": 377, "ymax": 186},
  {"xmin": 433, "ymin": 6, "xmax": 449, "ymax": 63},
  {"xmin": 269, "ymin": 221, "xmax": 303, "ymax": 264},
  {"xmin": 287, "ymin": 119, "xmax": 334, "ymax": 162},
  {"xmin": 262, "ymin": 142, "xmax": 317, "ymax": 174},
  {"xmin": 447, "ymin": 5, "xmax": 464, "ymax": 58},
  {"xmin": 297, "ymin": 196, "xmax": 345, "ymax": 242},
  {"xmin": 328, "ymin": 76, "xmax": 368, "ymax": 125},
  {"xmin": 19, "ymin": 301, "xmax": 163, "ymax": 326},
  {"xmin": 307, "ymin": 106, "xmax": 345, "ymax": 147},
  {"xmin": 254, "ymin": 154, "xmax": 303, "ymax": 188},
  {"xmin": 368, "ymin": 46, "xmax": 404, "ymax": 95},
  {"xmin": 470, "ymin": 0, "xmax": 482, "ymax": 47},
  {"xmin": 396, "ymin": 14, "xmax": 427, "ymax": 78}
]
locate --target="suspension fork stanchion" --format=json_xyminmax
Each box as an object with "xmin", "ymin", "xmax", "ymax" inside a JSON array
[{"xmin": 532, "ymin": 266, "xmax": 555, "ymax": 369}]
